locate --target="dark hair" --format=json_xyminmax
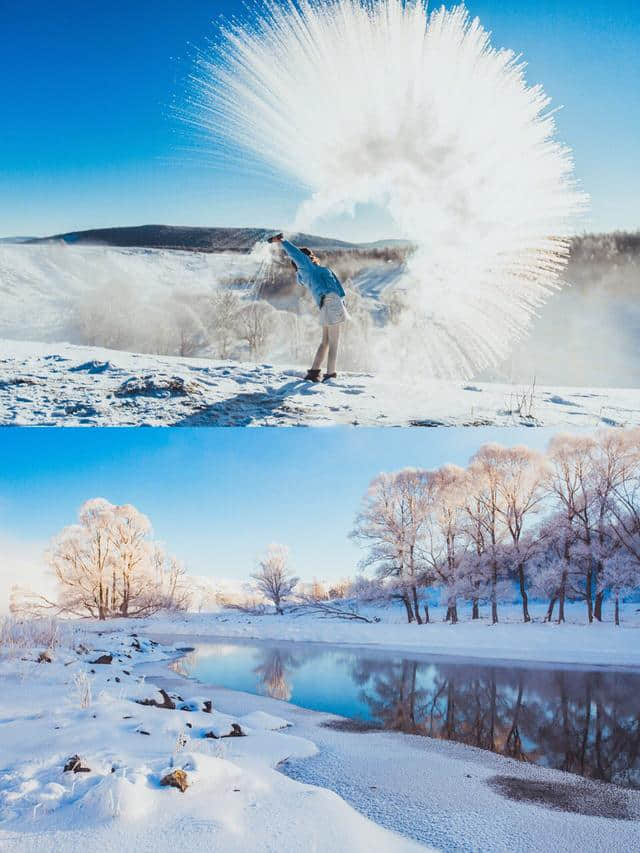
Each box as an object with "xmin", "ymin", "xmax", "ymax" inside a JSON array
[{"xmin": 300, "ymin": 247, "xmax": 319, "ymax": 264}]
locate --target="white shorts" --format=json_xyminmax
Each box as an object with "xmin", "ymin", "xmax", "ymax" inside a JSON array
[{"xmin": 320, "ymin": 292, "xmax": 347, "ymax": 326}]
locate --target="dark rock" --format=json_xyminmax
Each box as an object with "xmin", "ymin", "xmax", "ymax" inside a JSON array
[
  {"xmin": 90, "ymin": 654, "xmax": 113, "ymax": 665},
  {"xmin": 115, "ymin": 376, "xmax": 200, "ymax": 399},
  {"xmin": 160, "ymin": 769, "xmax": 188, "ymax": 793},
  {"xmin": 203, "ymin": 700, "xmax": 213, "ymax": 714},
  {"xmin": 204, "ymin": 723, "xmax": 245, "ymax": 739},
  {"xmin": 37, "ymin": 651, "xmax": 52, "ymax": 663},
  {"xmin": 64, "ymin": 755, "xmax": 91, "ymax": 773},
  {"xmin": 135, "ymin": 688, "xmax": 176, "ymax": 710}
]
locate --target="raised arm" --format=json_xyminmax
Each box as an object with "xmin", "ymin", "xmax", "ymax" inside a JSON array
[{"xmin": 279, "ymin": 239, "xmax": 315, "ymax": 274}]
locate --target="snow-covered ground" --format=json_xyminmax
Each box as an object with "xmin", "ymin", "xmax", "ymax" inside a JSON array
[
  {"xmin": 0, "ymin": 625, "xmax": 424, "ymax": 853},
  {"xmin": 129, "ymin": 601, "xmax": 640, "ymax": 667},
  {"xmin": 1, "ymin": 620, "xmax": 638, "ymax": 853},
  {"xmin": 2, "ymin": 339, "xmax": 640, "ymax": 427}
]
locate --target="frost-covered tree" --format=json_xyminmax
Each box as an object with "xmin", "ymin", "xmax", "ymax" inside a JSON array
[
  {"xmin": 16, "ymin": 499, "xmax": 189, "ymax": 620},
  {"xmin": 603, "ymin": 429, "xmax": 640, "ymax": 596},
  {"xmin": 236, "ymin": 301, "xmax": 277, "ymax": 358},
  {"xmin": 206, "ymin": 289, "xmax": 242, "ymax": 358},
  {"xmin": 48, "ymin": 498, "xmax": 115, "ymax": 620},
  {"xmin": 351, "ymin": 469, "xmax": 433, "ymax": 623},
  {"xmin": 168, "ymin": 300, "xmax": 208, "ymax": 357},
  {"xmin": 545, "ymin": 434, "xmax": 599, "ymax": 621},
  {"xmin": 483, "ymin": 444, "xmax": 548, "ymax": 622},
  {"xmin": 252, "ymin": 544, "xmax": 299, "ymax": 614},
  {"xmin": 599, "ymin": 544, "xmax": 640, "ymax": 626},
  {"xmin": 464, "ymin": 446, "xmax": 513, "ymax": 624},
  {"xmin": 422, "ymin": 465, "xmax": 469, "ymax": 623}
]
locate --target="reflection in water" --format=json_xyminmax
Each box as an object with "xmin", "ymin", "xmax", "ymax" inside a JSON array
[
  {"xmin": 253, "ymin": 648, "xmax": 300, "ymax": 701},
  {"xmin": 178, "ymin": 641, "xmax": 640, "ymax": 789},
  {"xmin": 350, "ymin": 659, "xmax": 640, "ymax": 788}
]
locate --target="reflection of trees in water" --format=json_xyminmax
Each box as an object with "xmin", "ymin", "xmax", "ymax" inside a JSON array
[
  {"xmin": 351, "ymin": 659, "xmax": 428, "ymax": 734},
  {"xmin": 169, "ymin": 649, "xmax": 198, "ymax": 676},
  {"xmin": 253, "ymin": 647, "xmax": 303, "ymax": 701},
  {"xmin": 351, "ymin": 658, "xmax": 640, "ymax": 788}
]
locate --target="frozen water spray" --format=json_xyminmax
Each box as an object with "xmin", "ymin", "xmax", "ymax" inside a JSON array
[{"xmin": 194, "ymin": 0, "xmax": 586, "ymax": 378}]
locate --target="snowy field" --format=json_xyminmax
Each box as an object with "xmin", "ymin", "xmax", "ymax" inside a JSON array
[
  {"xmin": 1, "ymin": 618, "xmax": 639, "ymax": 853},
  {"xmin": 2, "ymin": 339, "xmax": 640, "ymax": 427}
]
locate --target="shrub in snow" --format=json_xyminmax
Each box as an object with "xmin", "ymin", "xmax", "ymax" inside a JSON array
[
  {"xmin": 0, "ymin": 616, "xmax": 67, "ymax": 656},
  {"xmin": 72, "ymin": 670, "xmax": 93, "ymax": 710}
]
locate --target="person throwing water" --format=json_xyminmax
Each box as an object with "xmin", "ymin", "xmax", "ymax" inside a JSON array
[{"xmin": 268, "ymin": 233, "xmax": 347, "ymax": 382}]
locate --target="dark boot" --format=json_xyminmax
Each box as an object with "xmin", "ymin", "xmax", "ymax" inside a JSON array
[
  {"xmin": 322, "ymin": 373, "xmax": 337, "ymax": 382},
  {"xmin": 304, "ymin": 369, "xmax": 321, "ymax": 382}
]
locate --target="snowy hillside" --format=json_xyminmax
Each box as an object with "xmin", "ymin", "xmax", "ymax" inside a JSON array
[{"xmin": 2, "ymin": 339, "xmax": 640, "ymax": 427}]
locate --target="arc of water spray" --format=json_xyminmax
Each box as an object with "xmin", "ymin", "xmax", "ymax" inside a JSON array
[{"xmin": 193, "ymin": 0, "xmax": 587, "ymax": 378}]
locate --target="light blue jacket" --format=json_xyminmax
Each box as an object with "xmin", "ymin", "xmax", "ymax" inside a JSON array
[{"xmin": 281, "ymin": 240, "xmax": 345, "ymax": 308}]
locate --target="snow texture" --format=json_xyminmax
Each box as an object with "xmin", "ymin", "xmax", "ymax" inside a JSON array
[
  {"xmin": 0, "ymin": 630, "xmax": 424, "ymax": 853},
  {"xmin": 2, "ymin": 339, "xmax": 639, "ymax": 427},
  {"xmin": 2, "ymin": 622, "xmax": 639, "ymax": 851}
]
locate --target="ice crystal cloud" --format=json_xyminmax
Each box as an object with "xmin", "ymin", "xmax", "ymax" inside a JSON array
[{"xmin": 196, "ymin": 0, "xmax": 586, "ymax": 377}]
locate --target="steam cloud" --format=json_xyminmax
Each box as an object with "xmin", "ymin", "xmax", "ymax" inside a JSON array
[{"xmin": 194, "ymin": 0, "xmax": 586, "ymax": 377}]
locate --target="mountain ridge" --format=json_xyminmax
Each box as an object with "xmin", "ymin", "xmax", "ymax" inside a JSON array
[{"xmin": 24, "ymin": 224, "xmax": 400, "ymax": 252}]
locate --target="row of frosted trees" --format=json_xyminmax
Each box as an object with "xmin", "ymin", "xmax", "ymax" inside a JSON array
[{"xmin": 351, "ymin": 429, "xmax": 640, "ymax": 625}]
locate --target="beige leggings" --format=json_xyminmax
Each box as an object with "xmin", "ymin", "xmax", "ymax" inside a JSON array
[{"xmin": 311, "ymin": 324, "xmax": 341, "ymax": 374}]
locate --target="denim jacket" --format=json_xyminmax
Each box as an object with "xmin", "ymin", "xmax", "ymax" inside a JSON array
[{"xmin": 281, "ymin": 240, "xmax": 345, "ymax": 308}]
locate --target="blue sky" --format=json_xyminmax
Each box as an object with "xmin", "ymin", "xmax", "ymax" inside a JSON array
[
  {"xmin": 1, "ymin": 0, "xmax": 638, "ymax": 238},
  {"xmin": 0, "ymin": 426, "xmax": 571, "ymax": 585}
]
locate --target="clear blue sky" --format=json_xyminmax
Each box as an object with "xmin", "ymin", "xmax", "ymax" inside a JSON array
[
  {"xmin": 0, "ymin": 426, "xmax": 574, "ymax": 583},
  {"xmin": 1, "ymin": 1, "xmax": 638, "ymax": 238}
]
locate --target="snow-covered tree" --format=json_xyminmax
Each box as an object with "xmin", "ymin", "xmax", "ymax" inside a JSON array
[
  {"xmin": 464, "ymin": 446, "xmax": 513, "ymax": 624},
  {"xmin": 599, "ymin": 545, "xmax": 640, "ymax": 626},
  {"xmin": 16, "ymin": 499, "xmax": 189, "ymax": 620},
  {"xmin": 351, "ymin": 469, "xmax": 433, "ymax": 623},
  {"xmin": 421, "ymin": 465, "xmax": 469, "ymax": 623},
  {"xmin": 252, "ymin": 544, "xmax": 299, "ymax": 614},
  {"xmin": 482, "ymin": 444, "xmax": 548, "ymax": 622},
  {"xmin": 205, "ymin": 289, "xmax": 242, "ymax": 359},
  {"xmin": 168, "ymin": 300, "xmax": 208, "ymax": 357},
  {"xmin": 235, "ymin": 301, "xmax": 277, "ymax": 358}
]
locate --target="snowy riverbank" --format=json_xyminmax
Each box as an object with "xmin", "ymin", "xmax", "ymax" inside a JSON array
[
  {"xmin": 124, "ymin": 603, "xmax": 640, "ymax": 668},
  {"xmin": 0, "ymin": 624, "xmax": 424, "ymax": 853},
  {"xmin": 2, "ymin": 339, "xmax": 640, "ymax": 427},
  {"xmin": 1, "ymin": 621, "xmax": 638, "ymax": 852}
]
